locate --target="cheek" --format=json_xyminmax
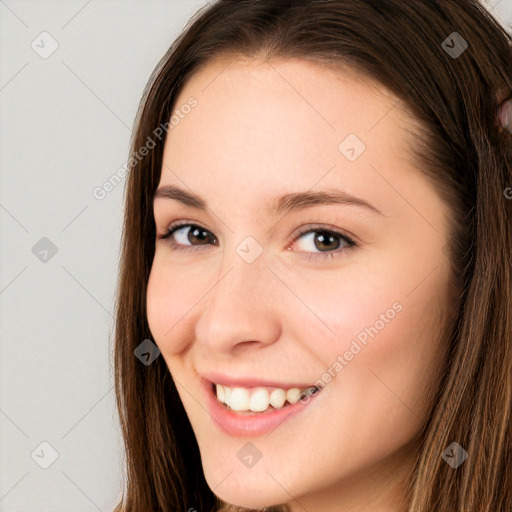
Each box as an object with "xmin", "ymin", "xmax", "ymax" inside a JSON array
[
  {"xmin": 304, "ymin": 253, "xmax": 451, "ymax": 409},
  {"xmin": 146, "ymin": 260, "xmax": 191, "ymax": 351},
  {"xmin": 146, "ymin": 264, "xmax": 168, "ymax": 342},
  {"xmin": 146, "ymin": 256, "xmax": 218, "ymax": 355}
]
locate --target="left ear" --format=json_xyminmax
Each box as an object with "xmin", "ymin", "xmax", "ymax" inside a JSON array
[{"xmin": 498, "ymin": 96, "xmax": 512, "ymax": 133}]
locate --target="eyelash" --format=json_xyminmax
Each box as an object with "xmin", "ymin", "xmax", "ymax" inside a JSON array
[{"xmin": 157, "ymin": 221, "xmax": 357, "ymax": 261}]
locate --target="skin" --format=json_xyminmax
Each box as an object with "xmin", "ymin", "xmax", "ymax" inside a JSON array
[{"xmin": 146, "ymin": 55, "xmax": 456, "ymax": 511}]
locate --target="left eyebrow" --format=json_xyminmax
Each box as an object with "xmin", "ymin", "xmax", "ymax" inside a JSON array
[
  {"xmin": 267, "ymin": 189, "xmax": 383, "ymax": 217},
  {"xmin": 153, "ymin": 185, "xmax": 383, "ymax": 216}
]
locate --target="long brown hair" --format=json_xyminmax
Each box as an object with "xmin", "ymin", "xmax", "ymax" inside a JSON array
[{"xmin": 112, "ymin": 1, "xmax": 512, "ymax": 510}]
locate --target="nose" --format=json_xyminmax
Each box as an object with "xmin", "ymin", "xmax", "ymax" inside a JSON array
[{"xmin": 194, "ymin": 250, "xmax": 283, "ymax": 355}]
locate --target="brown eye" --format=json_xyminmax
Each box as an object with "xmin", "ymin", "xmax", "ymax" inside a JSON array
[
  {"xmin": 312, "ymin": 231, "xmax": 343, "ymax": 252},
  {"xmin": 159, "ymin": 223, "xmax": 217, "ymax": 250},
  {"xmin": 293, "ymin": 227, "xmax": 355, "ymax": 256},
  {"xmin": 183, "ymin": 226, "xmax": 214, "ymax": 245},
  {"xmin": 158, "ymin": 222, "xmax": 356, "ymax": 262}
]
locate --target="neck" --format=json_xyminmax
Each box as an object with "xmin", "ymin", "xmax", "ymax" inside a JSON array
[{"xmin": 287, "ymin": 437, "xmax": 418, "ymax": 512}]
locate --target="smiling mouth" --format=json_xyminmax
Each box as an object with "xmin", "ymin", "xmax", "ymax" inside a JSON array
[{"xmin": 211, "ymin": 382, "xmax": 321, "ymax": 414}]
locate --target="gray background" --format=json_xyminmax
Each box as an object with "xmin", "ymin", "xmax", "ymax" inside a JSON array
[{"xmin": 0, "ymin": 1, "xmax": 510, "ymax": 510}]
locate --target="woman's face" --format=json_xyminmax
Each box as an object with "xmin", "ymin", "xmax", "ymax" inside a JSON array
[{"xmin": 147, "ymin": 56, "xmax": 456, "ymax": 511}]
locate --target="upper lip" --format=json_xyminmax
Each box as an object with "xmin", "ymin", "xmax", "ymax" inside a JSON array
[{"xmin": 199, "ymin": 370, "xmax": 320, "ymax": 390}]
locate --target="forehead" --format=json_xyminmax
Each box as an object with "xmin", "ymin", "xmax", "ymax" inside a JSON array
[
  {"xmin": 167, "ymin": 55, "xmax": 413, "ymax": 159},
  {"xmin": 175, "ymin": 54, "xmax": 405, "ymax": 125},
  {"xmin": 159, "ymin": 55, "xmax": 422, "ymax": 219}
]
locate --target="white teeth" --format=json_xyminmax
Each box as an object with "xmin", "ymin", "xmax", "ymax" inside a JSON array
[
  {"xmin": 229, "ymin": 387, "xmax": 250, "ymax": 411},
  {"xmin": 269, "ymin": 388, "xmax": 286, "ymax": 408},
  {"xmin": 286, "ymin": 388, "xmax": 301, "ymax": 404},
  {"xmin": 214, "ymin": 383, "xmax": 319, "ymax": 412},
  {"xmin": 250, "ymin": 387, "xmax": 270, "ymax": 412},
  {"xmin": 216, "ymin": 384, "xmax": 225, "ymax": 402}
]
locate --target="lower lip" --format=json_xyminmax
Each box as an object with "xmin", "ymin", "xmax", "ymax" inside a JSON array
[{"xmin": 202, "ymin": 379, "xmax": 322, "ymax": 437}]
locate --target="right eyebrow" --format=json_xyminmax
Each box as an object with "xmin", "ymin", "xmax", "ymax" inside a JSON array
[{"xmin": 154, "ymin": 185, "xmax": 206, "ymax": 209}]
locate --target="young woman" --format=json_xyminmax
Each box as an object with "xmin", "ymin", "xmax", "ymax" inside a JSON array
[{"xmin": 112, "ymin": 1, "xmax": 512, "ymax": 510}]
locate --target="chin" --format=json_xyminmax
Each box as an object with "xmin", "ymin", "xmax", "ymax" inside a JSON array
[{"xmin": 205, "ymin": 470, "xmax": 288, "ymax": 510}]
